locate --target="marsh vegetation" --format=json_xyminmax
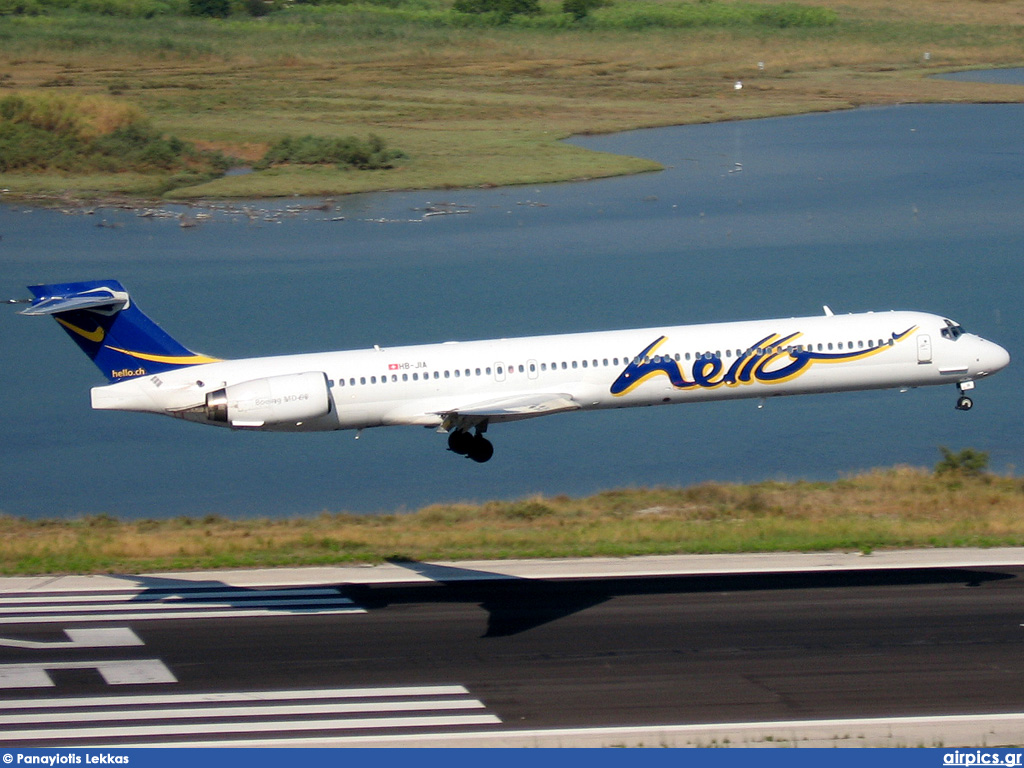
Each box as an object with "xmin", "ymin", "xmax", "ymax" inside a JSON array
[{"xmin": 0, "ymin": 0, "xmax": 1021, "ymax": 198}]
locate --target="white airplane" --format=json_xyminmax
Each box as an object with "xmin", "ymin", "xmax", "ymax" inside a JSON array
[{"xmin": 13, "ymin": 280, "xmax": 1010, "ymax": 463}]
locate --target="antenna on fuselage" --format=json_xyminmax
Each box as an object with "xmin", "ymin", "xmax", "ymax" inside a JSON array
[{"xmin": 822, "ymin": 305, "xmax": 834, "ymax": 317}]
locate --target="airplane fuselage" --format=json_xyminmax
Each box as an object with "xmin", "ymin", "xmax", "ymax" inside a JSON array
[{"xmin": 89, "ymin": 309, "xmax": 1009, "ymax": 448}]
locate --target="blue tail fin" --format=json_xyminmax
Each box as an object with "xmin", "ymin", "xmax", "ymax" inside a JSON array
[{"xmin": 22, "ymin": 280, "xmax": 220, "ymax": 382}]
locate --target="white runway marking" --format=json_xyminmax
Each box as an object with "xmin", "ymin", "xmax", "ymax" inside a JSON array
[
  {"xmin": 0, "ymin": 659, "xmax": 177, "ymax": 688},
  {"xmin": 0, "ymin": 684, "xmax": 471, "ymax": 709},
  {"xmin": 0, "ymin": 685, "xmax": 501, "ymax": 746},
  {"xmin": 0, "ymin": 587, "xmax": 366, "ymax": 625},
  {"xmin": 0, "ymin": 627, "xmax": 143, "ymax": 649}
]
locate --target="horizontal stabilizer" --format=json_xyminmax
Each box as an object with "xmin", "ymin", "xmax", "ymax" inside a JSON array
[{"xmin": 21, "ymin": 292, "xmax": 128, "ymax": 316}]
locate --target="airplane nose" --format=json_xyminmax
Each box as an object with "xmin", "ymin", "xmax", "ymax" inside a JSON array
[{"xmin": 980, "ymin": 340, "xmax": 1010, "ymax": 375}]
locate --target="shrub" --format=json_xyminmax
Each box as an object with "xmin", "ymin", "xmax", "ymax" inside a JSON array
[
  {"xmin": 0, "ymin": 90, "xmax": 232, "ymax": 177},
  {"xmin": 562, "ymin": 0, "xmax": 605, "ymax": 22},
  {"xmin": 242, "ymin": 0, "xmax": 272, "ymax": 16},
  {"xmin": 453, "ymin": 0, "xmax": 539, "ymax": 22},
  {"xmin": 935, "ymin": 446, "xmax": 990, "ymax": 477},
  {"xmin": 188, "ymin": 0, "xmax": 229, "ymax": 17},
  {"xmin": 586, "ymin": 0, "xmax": 837, "ymax": 30},
  {"xmin": 0, "ymin": 0, "xmax": 44, "ymax": 14},
  {"xmin": 256, "ymin": 133, "xmax": 406, "ymax": 170}
]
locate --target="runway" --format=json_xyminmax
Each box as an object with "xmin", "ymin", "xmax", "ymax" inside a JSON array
[{"xmin": 1, "ymin": 550, "xmax": 1023, "ymax": 747}]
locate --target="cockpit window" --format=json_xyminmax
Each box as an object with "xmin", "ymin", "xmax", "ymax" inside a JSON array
[{"xmin": 940, "ymin": 319, "xmax": 965, "ymax": 341}]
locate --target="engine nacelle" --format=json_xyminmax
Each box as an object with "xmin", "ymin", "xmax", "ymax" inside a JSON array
[{"xmin": 205, "ymin": 371, "xmax": 331, "ymax": 428}]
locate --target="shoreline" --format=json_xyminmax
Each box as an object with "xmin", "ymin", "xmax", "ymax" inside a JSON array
[
  {"xmin": 4, "ymin": 84, "xmax": 1023, "ymax": 210},
  {"xmin": 3, "ymin": 1, "xmax": 1024, "ymax": 204}
]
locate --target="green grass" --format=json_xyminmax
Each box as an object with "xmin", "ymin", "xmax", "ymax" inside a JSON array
[
  {"xmin": 0, "ymin": 0, "xmax": 1022, "ymax": 200},
  {"xmin": 2, "ymin": 467, "xmax": 1023, "ymax": 574}
]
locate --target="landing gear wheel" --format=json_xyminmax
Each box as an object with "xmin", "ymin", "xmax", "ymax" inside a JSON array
[
  {"xmin": 956, "ymin": 395, "xmax": 974, "ymax": 411},
  {"xmin": 447, "ymin": 430, "xmax": 474, "ymax": 455},
  {"xmin": 467, "ymin": 435, "xmax": 494, "ymax": 463}
]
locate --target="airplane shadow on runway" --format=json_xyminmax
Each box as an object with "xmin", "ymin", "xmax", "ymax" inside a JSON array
[
  {"xmin": 102, "ymin": 566, "xmax": 1016, "ymax": 638},
  {"xmin": 105, "ymin": 574, "xmax": 355, "ymax": 614},
  {"xmin": 343, "ymin": 562, "xmax": 1017, "ymax": 638}
]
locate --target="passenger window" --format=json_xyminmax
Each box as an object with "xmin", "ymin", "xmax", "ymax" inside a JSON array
[
  {"xmin": 454, "ymin": 370, "xmax": 460, "ymax": 378},
  {"xmin": 360, "ymin": 377, "xmax": 366, "ymax": 385},
  {"xmin": 582, "ymin": 360, "xmax": 588, "ymax": 368}
]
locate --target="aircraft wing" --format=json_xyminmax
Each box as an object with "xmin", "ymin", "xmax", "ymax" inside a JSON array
[
  {"xmin": 438, "ymin": 393, "xmax": 581, "ymax": 422},
  {"xmin": 382, "ymin": 392, "xmax": 582, "ymax": 429}
]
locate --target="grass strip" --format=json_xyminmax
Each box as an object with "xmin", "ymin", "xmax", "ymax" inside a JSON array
[{"xmin": 2, "ymin": 467, "xmax": 1023, "ymax": 575}]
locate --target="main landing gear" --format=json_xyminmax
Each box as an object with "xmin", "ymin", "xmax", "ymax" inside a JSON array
[
  {"xmin": 447, "ymin": 428, "xmax": 494, "ymax": 463},
  {"xmin": 956, "ymin": 381, "xmax": 975, "ymax": 411}
]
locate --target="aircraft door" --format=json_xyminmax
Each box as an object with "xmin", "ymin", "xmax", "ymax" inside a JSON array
[
  {"xmin": 917, "ymin": 334, "xmax": 932, "ymax": 363},
  {"xmin": 527, "ymin": 359, "xmax": 539, "ymax": 380},
  {"xmin": 494, "ymin": 362, "xmax": 506, "ymax": 382}
]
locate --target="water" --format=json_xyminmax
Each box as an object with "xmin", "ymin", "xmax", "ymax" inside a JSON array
[
  {"xmin": 936, "ymin": 67, "xmax": 1024, "ymax": 85},
  {"xmin": 1, "ymin": 102, "xmax": 1022, "ymax": 518}
]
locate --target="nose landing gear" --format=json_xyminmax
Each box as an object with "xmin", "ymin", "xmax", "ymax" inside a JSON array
[{"xmin": 956, "ymin": 381, "xmax": 975, "ymax": 411}]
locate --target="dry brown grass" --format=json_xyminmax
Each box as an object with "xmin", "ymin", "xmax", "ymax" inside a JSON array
[{"xmin": 2, "ymin": 468, "xmax": 1023, "ymax": 574}]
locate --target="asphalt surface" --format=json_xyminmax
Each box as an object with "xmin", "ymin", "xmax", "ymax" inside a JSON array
[{"xmin": 1, "ymin": 557, "xmax": 1023, "ymax": 746}]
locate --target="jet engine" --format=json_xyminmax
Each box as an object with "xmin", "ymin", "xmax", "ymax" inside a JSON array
[{"xmin": 205, "ymin": 371, "xmax": 331, "ymax": 428}]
